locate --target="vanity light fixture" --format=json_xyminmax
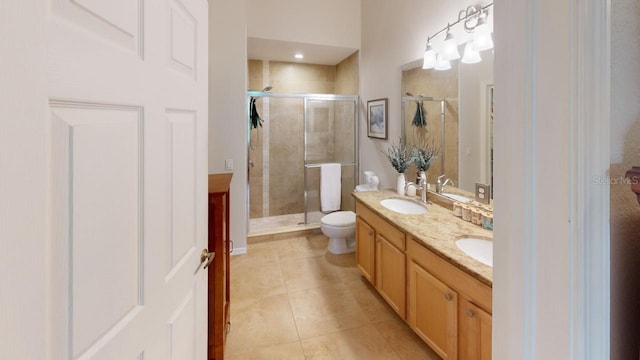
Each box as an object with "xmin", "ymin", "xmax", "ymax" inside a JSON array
[
  {"xmin": 472, "ymin": 11, "xmax": 494, "ymax": 51},
  {"xmin": 440, "ymin": 26, "xmax": 461, "ymax": 61},
  {"xmin": 294, "ymin": 53, "xmax": 304, "ymax": 59},
  {"xmin": 461, "ymin": 42, "xmax": 481, "ymax": 64},
  {"xmin": 434, "ymin": 53, "xmax": 452, "ymax": 70},
  {"xmin": 422, "ymin": 42, "xmax": 437, "ymax": 69},
  {"xmin": 422, "ymin": 2, "xmax": 493, "ymax": 71}
]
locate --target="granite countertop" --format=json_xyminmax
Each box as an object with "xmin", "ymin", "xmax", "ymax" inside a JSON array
[{"xmin": 352, "ymin": 189, "xmax": 493, "ymax": 286}]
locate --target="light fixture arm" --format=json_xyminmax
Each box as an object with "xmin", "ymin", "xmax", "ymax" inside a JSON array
[{"xmin": 424, "ymin": 2, "xmax": 493, "ymax": 46}]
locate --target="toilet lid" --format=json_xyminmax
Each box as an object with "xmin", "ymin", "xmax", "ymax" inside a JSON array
[{"xmin": 321, "ymin": 211, "xmax": 356, "ymax": 227}]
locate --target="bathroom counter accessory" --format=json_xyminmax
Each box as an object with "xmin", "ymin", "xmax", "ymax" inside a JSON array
[{"xmin": 352, "ymin": 189, "xmax": 493, "ymax": 286}]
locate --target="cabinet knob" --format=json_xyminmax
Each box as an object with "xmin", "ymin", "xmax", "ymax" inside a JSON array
[
  {"xmin": 466, "ymin": 309, "xmax": 474, "ymax": 318},
  {"xmin": 444, "ymin": 293, "xmax": 453, "ymax": 301},
  {"xmin": 368, "ymin": 230, "xmax": 373, "ymax": 236}
]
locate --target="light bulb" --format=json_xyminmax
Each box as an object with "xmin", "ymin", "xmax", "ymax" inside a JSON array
[
  {"xmin": 422, "ymin": 43, "xmax": 436, "ymax": 69},
  {"xmin": 472, "ymin": 15, "xmax": 494, "ymax": 51},
  {"xmin": 434, "ymin": 53, "xmax": 451, "ymax": 71},
  {"xmin": 441, "ymin": 29, "xmax": 460, "ymax": 61},
  {"xmin": 461, "ymin": 42, "xmax": 481, "ymax": 64}
]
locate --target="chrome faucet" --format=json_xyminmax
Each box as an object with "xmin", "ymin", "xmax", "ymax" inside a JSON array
[
  {"xmin": 436, "ymin": 174, "xmax": 454, "ymax": 194},
  {"xmin": 405, "ymin": 179, "xmax": 429, "ymax": 204},
  {"xmin": 418, "ymin": 176, "xmax": 428, "ymax": 203}
]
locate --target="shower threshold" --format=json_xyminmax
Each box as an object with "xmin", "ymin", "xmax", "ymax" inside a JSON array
[{"xmin": 248, "ymin": 213, "xmax": 321, "ymax": 243}]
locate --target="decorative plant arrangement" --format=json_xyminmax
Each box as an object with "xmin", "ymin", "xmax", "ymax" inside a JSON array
[
  {"xmin": 411, "ymin": 140, "xmax": 438, "ymax": 172},
  {"xmin": 384, "ymin": 139, "xmax": 412, "ymax": 174},
  {"xmin": 385, "ymin": 139, "xmax": 413, "ymax": 196}
]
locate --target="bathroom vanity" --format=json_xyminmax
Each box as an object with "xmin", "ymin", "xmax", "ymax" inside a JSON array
[{"xmin": 353, "ymin": 189, "xmax": 492, "ymax": 360}]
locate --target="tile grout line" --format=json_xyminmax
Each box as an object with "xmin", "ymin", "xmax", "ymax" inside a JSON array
[{"xmin": 276, "ymin": 241, "xmax": 307, "ymax": 358}]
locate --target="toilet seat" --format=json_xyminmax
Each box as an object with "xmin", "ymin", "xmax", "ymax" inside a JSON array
[{"xmin": 321, "ymin": 211, "xmax": 355, "ymax": 227}]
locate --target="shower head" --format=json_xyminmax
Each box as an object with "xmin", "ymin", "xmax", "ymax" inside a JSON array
[{"xmin": 262, "ymin": 86, "xmax": 273, "ymax": 92}]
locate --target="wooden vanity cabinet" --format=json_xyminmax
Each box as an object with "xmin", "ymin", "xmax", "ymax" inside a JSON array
[
  {"xmin": 408, "ymin": 259, "xmax": 458, "ymax": 359},
  {"xmin": 354, "ymin": 199, "xmax": 493, "ymax": 359},
  {"xmin": 355, "ymin": 216, "xmax": 375, "ymax": 284},
  {"xmin": 208, "ymin": 173, "xmax": 232, "ymax": 360},
  {"xmin": 458, "ymin": 297, "xmax": 492, "ymax": 360},
  {"xmin": 355, "ymin": 202, "xmax": 407, "ymax": 319},
  {"xmin": 407, "ymin": 237, "xmax": 492, "ymax": 360},
  {"xmin": 376, "ymin": 233, "xmax": 406, "ymax": 317}
]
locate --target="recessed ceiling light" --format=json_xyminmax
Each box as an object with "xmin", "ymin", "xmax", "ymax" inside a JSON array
[{"xmin": 294, "ymin": 53, "xmax": 304, "ymax": 59}]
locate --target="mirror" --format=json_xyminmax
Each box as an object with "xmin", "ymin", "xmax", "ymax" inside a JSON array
[{"xmin": 401, "ymin": 50, "xmax": 494, "ymax": 198}]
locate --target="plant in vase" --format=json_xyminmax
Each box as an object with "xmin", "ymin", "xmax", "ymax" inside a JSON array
[
  {"xmin": 411, "ymin": 140, "xmax": 438, "ymax": 188},
  {"xmin": 384, "ymin": 139, "xmax": 412, "ymax": 195}
]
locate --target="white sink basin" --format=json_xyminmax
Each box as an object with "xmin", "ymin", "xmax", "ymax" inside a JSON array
[
  {"xmin": 442, "ymin": 193, "xmax": 472, "ymax": 203},
  {"xmin": 380, "ymin": 198, "xmax": 427, "ymax": 215},
  {"xmin": 455, "ymin": 238, "xmax": 493, "ymax": 267}
]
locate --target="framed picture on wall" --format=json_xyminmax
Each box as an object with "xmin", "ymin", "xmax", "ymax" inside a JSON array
[{"xmin": 367, "ymin": 98, "xmax": 388, "ymax": 139}]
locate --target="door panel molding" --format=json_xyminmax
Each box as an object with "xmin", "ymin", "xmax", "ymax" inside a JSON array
[
  {"xmin": 51, "ymin": 0, "xmax": 144, "ymax": 57},
  {"xmin": 49, "ymin": 100, "xmax": 145, "ymax": 358}
]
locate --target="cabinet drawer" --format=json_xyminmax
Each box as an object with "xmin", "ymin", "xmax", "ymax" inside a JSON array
[{"xmin": 356, "ymin": 202, "xmax": 405, "ymax": 250}]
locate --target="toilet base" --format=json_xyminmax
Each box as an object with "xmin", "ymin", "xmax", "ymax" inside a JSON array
[{"xmin": 328, "ymin": 237, "xmax": 355, "ymax": 254}]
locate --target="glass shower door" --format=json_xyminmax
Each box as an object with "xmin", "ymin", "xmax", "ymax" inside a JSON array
[{"xmin": 304, "ymin": 97, "xmax": 357, "ymax": 224}]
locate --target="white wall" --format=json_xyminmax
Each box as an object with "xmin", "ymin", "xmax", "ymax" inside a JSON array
[
  {"xmin": 209, "ymin": 0, "xmax": 249, "ymax": 253},
  {"xmin": 359, "ymin": 0, "xmax": 470, "ymax": 189},
  {"xmin": 458, "ymin": 52, "xmax": 494, "ymax": 192},
  {"xmin": 247, "ymin": 0, "xmax": 361, "ymax": 49}
]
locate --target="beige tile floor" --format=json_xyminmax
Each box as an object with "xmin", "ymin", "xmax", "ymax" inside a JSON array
[{"xmin": 225, "ymin": 232, "xmax": 441, "ymax": 360}]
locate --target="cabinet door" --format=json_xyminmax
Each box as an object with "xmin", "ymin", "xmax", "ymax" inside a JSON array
[
  {"xmin": 459, "ymin": 298, "xmax": 492, "ymax": 360},
  {"xmin": 408, "ymin": 260, "xmax": 458, "ymax": 359},
  {"xmin": 356, "ymin": 216, "xmax": 376, "ymax": 284},
  {"xmin": 376, "ymin": 235, "xmax": 407, "ymax": 318}
]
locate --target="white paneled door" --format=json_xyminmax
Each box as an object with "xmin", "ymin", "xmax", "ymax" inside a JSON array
[{"xmin": 0, "ymin": 0, "xmax": 209, "ymax": 359}]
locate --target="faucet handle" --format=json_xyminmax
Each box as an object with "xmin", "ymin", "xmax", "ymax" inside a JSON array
[
  {"xmin": 404, "ymin": 181, "xmax": 415, "ymax": 191},
  {"xmin": 437, "ymin": 174, "xmax": 446, "ymax": 182}
]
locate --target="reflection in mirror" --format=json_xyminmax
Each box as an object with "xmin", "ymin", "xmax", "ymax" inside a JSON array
[
  {"xmin": 401, "ymin": 62, "xmax": 459, "ymax": 188},
  {"xmin": 401, "ymin": 50, "xmax": 493, "ymax": 197},
  {"xmin": 459, "ymin": 51, "xmax": 494, "ymax": 196}
]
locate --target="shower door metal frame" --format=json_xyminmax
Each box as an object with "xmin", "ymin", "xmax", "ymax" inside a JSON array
[{"xmin": 247, "ymin": 92, "xmax": 359, "ymax": 227}]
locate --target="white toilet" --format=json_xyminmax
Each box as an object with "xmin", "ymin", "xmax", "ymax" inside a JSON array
[
  {"xmin": 320, "ymin": 170, "xmax": 378, "ymax": 254},
  {"xmin": 320, "ymin": 210, "xmax": 356, "ymax": 254}
]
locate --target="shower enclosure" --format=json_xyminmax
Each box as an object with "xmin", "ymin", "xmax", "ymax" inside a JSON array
[{"xmin": 247, "ymin": 91, "xmax": 358, "ymax": 234}]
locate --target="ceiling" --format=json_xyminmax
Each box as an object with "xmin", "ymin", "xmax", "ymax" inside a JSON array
[{"xmin": 247, "ymin": 37, "xmax": 358, "ymax": 66}]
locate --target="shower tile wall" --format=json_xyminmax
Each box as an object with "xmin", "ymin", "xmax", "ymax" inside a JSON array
[
  {"xmin": 402, "ymin": 64, "xmax": 459, "ymax": 185},
  {"xmin": 336, "ymin": 52, "xmax": 359, "ymax": 95},
  {"xmin": 269, "ymin": 96, "xmax": 304, "ymax": 216},
  {"xmin": 248, "ymin": 55, "xmax": 359, "ymax": 220},
  {"xmin": 336, "ymin": 53, "xmax": 359, "ymax": 211},
  {"xmin": 248, "ymin": 60, "xmax": 264, "ymax": 218}
]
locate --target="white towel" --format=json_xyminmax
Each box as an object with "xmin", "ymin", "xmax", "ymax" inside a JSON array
[{"xmin": 320, "ymin": 163, "xmax": 341, "ymax": 212}]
